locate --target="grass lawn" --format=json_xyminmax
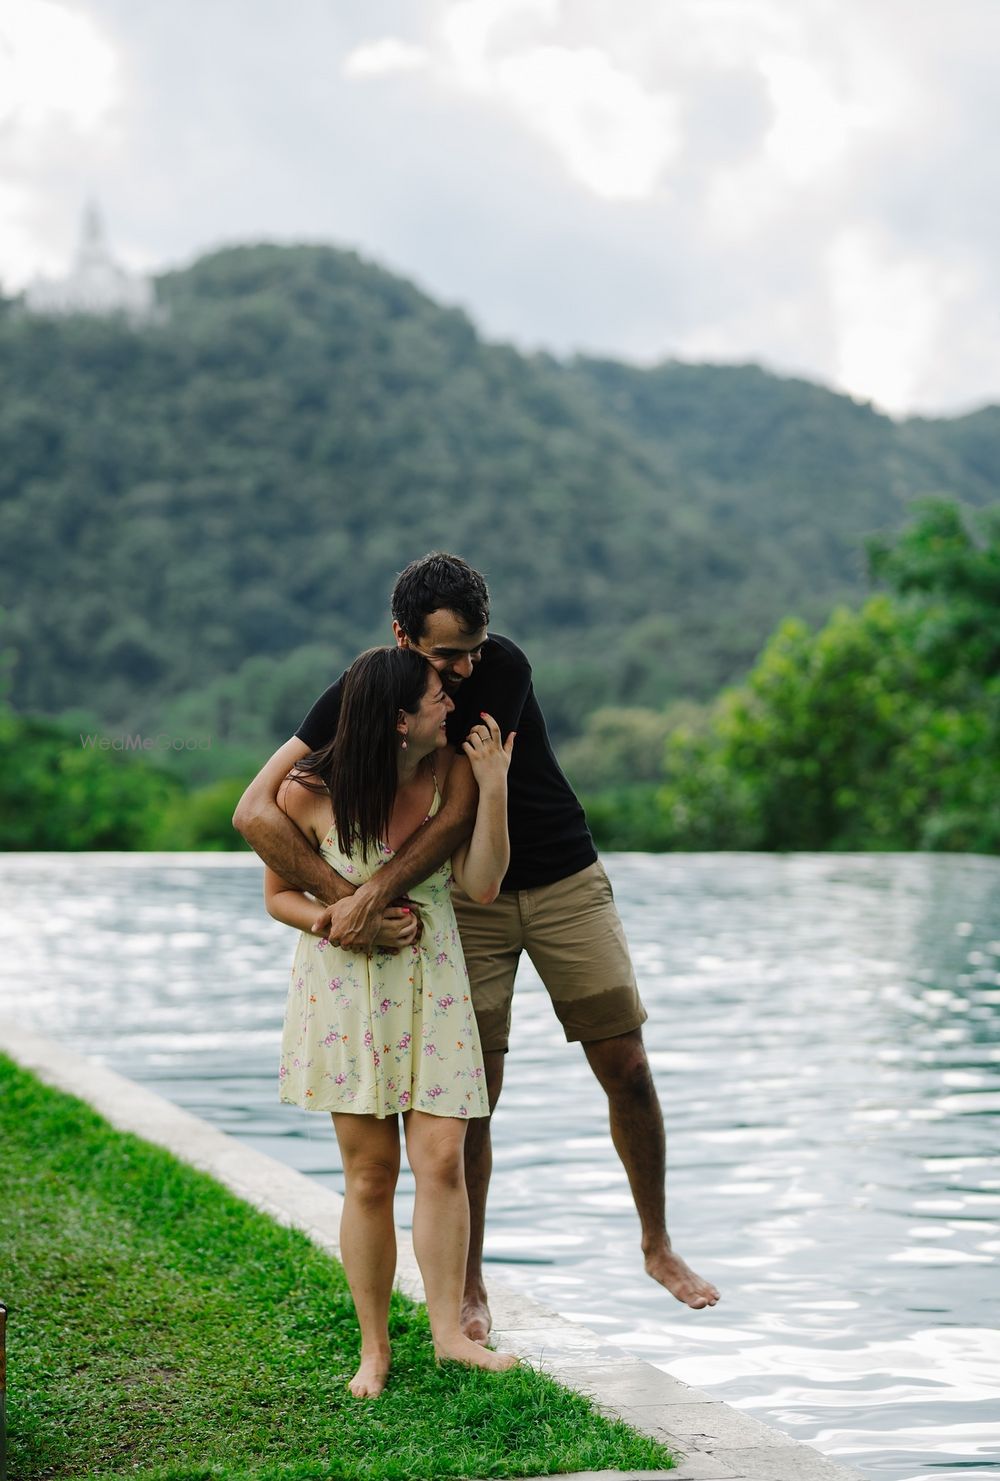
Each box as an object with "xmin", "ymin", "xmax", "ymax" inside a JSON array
[{"xmin": 0, "ymin": 1054, "xmax": 673, "ymax": 1480}]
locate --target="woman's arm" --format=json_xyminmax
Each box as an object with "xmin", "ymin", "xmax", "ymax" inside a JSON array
[
  {"xmin": 264, "ymin": 867, "xmax": 325, "ymax": 931},
  {"xmin": 234, "ymin": 735, "xmax": 357, "ymax": 904},
  {"xmin": 262, "ymin": 774, "xmax": 420, "ymax": 947},
  {"xmin": 261, "ymin": 774, "xmax": 328, "ymax": 929},
  {"xmin": 265, "ymin": 864, "xmax": 420, "ymax": 945},
  {"xmin": 309, "ymin": 755, "xmax": 477, "ymax": 946},
  {"xmin": 451, "ymin": 713, "xmax": 515, "ymax": 904}
]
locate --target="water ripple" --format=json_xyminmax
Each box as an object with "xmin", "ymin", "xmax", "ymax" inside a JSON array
[{"xmin": 1, "ymin": 851, "xmax": 998, "ymax": 1480}]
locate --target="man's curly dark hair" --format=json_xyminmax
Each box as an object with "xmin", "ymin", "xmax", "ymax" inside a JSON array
[{"xmin": 390, "ymin": 552, "xmax": 490, "ymax": 641}]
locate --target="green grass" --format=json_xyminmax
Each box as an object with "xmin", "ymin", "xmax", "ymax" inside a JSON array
[{"xmin": 0, "ymin": 1054, "xmax": 673, "ymax": 1480}]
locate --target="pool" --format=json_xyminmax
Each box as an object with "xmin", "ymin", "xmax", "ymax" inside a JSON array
[{"xmin": 2, "ymin": 851, "xmax": 998, "ymax": 1480}]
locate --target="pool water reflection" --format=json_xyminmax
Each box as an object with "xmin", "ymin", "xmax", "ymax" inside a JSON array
[{"xmin": 1, "ymin": 851, "xmax": 998, "ymax": 1481}]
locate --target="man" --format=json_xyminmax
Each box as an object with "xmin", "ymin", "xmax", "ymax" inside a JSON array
[{"xmin": 234, "ymin": 553, "xmax": 719, "ymax": 1339}]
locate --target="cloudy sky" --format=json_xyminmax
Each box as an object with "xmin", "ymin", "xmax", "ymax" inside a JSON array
[{"xmin": 2, "ymin": 0, "xmax": 998, "ymax": 416}]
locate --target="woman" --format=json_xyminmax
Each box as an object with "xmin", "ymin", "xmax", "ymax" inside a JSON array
[{"xmin": 264, "ymin": 647, "xmax": 517, "ymax": 1396}]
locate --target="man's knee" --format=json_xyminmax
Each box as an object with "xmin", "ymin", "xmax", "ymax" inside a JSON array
[
  {"xmin": 484, "ymin": 1049, "xmax": 505, "ymax": 1110},
  {"xmin": 584, "ymin": 1030, "xmax": 656, "ymax": 1100}
]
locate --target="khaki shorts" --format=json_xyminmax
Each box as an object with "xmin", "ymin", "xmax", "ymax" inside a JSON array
[{"xmin": 452, "ymin": 860, "xmax": 647, "ymax": 1053}]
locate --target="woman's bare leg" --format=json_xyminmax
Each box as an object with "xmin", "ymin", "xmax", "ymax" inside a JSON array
[
  {"xmin": 332, "ymin": 1112, "xmax": 401, "ymax": 1396},
  {"xmin": 403, "ymin": 1110, "xmax": 516, "ymax": 1371}
]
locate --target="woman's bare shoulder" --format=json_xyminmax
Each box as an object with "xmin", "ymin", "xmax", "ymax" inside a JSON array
[
  {"xmin": 278, "ymin": 771, "xmax": 331, "ymax": 843},
  {"xmin": 434, "ymin": 745, "xmax": 458, "ymax": 788}
]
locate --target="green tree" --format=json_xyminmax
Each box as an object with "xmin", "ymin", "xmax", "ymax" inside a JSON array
[
  {"xmin": 656, "ymin": 501, "xmax": 1000, "ymax": 853},
  {"xmin": 562, "ymin": 704, "xmax": 690, "ymax": 792},
  {"xmin": 0, "ymin": 712, "xmax": 179, "ymax": 849}
]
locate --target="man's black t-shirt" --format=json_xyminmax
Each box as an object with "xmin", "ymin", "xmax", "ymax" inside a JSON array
[{"xmin": 295, "ymin": 634, "xmax": 596, "ymax": 891}]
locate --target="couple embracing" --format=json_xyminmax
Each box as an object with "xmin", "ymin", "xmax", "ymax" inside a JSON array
[{"xmin": 234, "ymin": 553, "xmax": 718, "ymax": 1397}]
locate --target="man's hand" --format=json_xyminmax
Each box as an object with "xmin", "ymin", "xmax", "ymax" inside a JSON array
[{"xmin": 311, "ymin": 885, "xmax": 420, "ymax": 952}]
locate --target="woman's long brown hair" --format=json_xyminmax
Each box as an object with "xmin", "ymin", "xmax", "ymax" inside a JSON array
[{"xmin": 292, "ymin": 647, "xmax": 429, "ymax": 858}]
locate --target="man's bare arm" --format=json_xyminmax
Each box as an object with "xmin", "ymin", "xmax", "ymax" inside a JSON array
[
  {"xmin": 311, "ymin": 753, "xmax": 479, "ymax": 947},
  {"xmin": 232, "ymin": 736, "xmax": 355, "ymax": 904}
]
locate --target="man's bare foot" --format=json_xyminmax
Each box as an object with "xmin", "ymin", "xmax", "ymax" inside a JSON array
[
  {"xmin": 461, "ymin": 1288, "xmax": 492, "ymax": 1344},
  {"xmin": 435, "ymin": 1334, "xmax": 517, "ymax": 1372},
  {"xmin": 644, "ymin": 1244, "xmax": 720, "ymax": 1309},
  {"xmin": 348, "ymin": 1347, "xmax": 391, "ymax": 1398}
]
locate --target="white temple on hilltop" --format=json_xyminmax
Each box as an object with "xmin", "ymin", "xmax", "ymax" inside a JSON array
[{"xmin": 24, "ymin": 203, "xmax": 158, "ymax": 321}]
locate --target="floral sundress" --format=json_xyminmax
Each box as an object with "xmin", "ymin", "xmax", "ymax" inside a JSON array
[{"xmin": 278, "ymin": 781, "xmax": 489, "ymax": 1119}]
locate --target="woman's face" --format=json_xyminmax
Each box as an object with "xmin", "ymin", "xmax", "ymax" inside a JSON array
[{"xmin": 402, "ymin": 665, "xmax": 455, "ymax": 755}]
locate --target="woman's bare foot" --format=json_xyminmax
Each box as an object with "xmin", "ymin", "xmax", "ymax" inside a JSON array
[
  {"xmin": 348, "ymin": 1346, "xmax": 392, "ymax": 1398},
  {"xmin": 434, "ymin": 1333, "xmax": 517, "ymax": 1372},
  {"xmin": 644, "ymin": 1243, "xmax": 720, "ymax": 1308}
]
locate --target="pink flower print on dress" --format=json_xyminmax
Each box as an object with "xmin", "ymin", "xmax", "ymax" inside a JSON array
[
  {"xmin": 363, "ymin": 1028, "xmax": 374, "ymax": 1049},
  {"xmin": 380, "ymin": 998, "xmax": 391, "ymax": 1015},
  {"xmin": 399, "ymin": 1090, "xmax": 411, "ymax": 1106},
  {"xmin": 427, "ymin": 1085, "xmax": 443, "ymax": 1099},
  {"xmin": 278, "ymin": 1064, "xmax": 287, "ymax": 1080},
  {"xmin": 335, "ymin": 1073, "xmax": 347, "ymax": 1085},
  {"xmin": 437, "ymin": 994, "xmax": 455, "ymax": 1009},
  {"xmin": 423, "ymin": 1043, "xmax": 437, "ymax": 1056},
  {"xmin": 322, "ymin": 1031, "xmax": 338, "ymax": 1047},
  {"xmin": 397, "ymin": 1032, "xmax": 411, "ymax": 1050},
  {"xmin": 316, "ymin": 939, "xmax": 328, "ymax": 950},
  {"xmin": 435, "ymin": 951, "xmax": 448, "ymax": 966},
  {"xmin": 329, "ymin": 976, "xmax": 343, "ymax": 990}
]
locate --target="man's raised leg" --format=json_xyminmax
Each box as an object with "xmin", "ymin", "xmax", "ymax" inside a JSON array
[
  {"xmin": 583, "ymin": 1028, "xmax": 720, "ymax": 1309},
  {"xmin": 461, "ymin": 1049, "xmax": 505, "ymax": 1342}
]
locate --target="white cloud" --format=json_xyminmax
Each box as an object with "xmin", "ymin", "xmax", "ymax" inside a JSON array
[
  {"xmin": 343, "ymin": 37, "xmax": 429, "ymax": 79},
  {"xmin": 492, "ymin": 44, "xmax": 679, "ymax": 200},
  {"xmin": 434, "ymin": 0, "xmax": 679, "ymax": 199},
  {"xmin": 760, "ymin": 51, "xmax": 865, "ymax": 182},
  {"xmin": 0, "ymin": 0, "xmax": 119, "ymax": 134},
  {"xmin": 0, "ymin": 0, "xmax": 121, "ymax": 285},
  {"xmin": 827, "ymin": 226, "xmax": 972, "ymax": 415},
  {"xmin": 441, "ymin": 0, "xmax": 560, "ymax": 89},
  {"xmin": 1, "ymin": 0, "xmax": 997, "ymax": 414}
]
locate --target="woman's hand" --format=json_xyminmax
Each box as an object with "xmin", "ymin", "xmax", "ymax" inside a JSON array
[
  {"xmin": 462, "ymin": 712, "xmax": 515, "ymax": 788},
  {"xmin": 452, "ymin": 713, "xmax": 512, "ymax": 904},
  {"xmin": 372, "ymin": 904, "xmax": 421, "ymax": 952}
]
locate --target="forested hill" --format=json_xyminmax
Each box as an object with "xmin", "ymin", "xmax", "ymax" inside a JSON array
[{"xmin": 2, "ymin": 241, "xmax": 997, "ymax": 745}]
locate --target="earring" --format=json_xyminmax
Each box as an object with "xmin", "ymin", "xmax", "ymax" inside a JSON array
[{"xmin": 400, "ymin": 735, "xmax": 408, "ymax": 750}]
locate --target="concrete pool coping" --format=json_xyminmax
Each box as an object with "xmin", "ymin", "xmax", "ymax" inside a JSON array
[{"xmin": 2, "ymin": 1018, "xmax": 867, "ymax": 1481}]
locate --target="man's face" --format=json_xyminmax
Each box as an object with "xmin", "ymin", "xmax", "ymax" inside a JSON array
[{"xmin": 394, "ymin": 608, "xmax": 487, "ymax": 693}]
